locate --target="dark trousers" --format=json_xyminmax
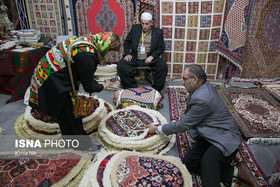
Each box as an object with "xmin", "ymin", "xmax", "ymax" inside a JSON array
[
  {"xmin": 117, "ymin": 57, "xmax": 167, "ymax": 92},
  {"xmin": 181, "ymin": 138, "xmax": 237, "ymax": 187}
]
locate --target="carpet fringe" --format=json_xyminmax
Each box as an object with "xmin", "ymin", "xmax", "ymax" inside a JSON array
[
  {"xmin": 167, "ymin": 85, "xmax": 185, "ymax": 88},
  {"xmin": 246, "ymin": 138, "xmax": 280, "ymax": 145},
  {"xmin": 216, "ymin": 50, "xmax": 242, "ymax": 71},
  {"xmin": 103, "ymin": 151, "xmax": 193, "ymax": 187},
  {"xmin": 269, "ymin": 173, "xmax": 280, "ymax": 185}
]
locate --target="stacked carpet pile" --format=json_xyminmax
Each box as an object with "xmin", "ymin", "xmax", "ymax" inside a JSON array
[
  {"xmin": 79, "ymin": 150, "xmax": 192, "ymax": 187},
  {"xmin": 94, "ymin": 64, "xmax": 121, "ymax": 90},
  {"xmin": 114, "ymin": 86, "xmax": 163, "ymax": 110},
  {"xmin": 97, "ymin": 105, "xmax": 175, "ymax": 154},
  {"xmin": 8, "ymin": 29, "xmax": 41, "ymax": 44},
  {"xmin": 14, "ymin": 95, "xmax": 114, "ymax": 144}
]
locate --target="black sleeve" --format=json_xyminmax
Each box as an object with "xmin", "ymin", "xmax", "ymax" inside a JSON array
[
  {"xmin": 72, "ymin": 52, "xmax": 104, "ymax": 93},
  {"xmin": 150, "ymin": 28, "xmax": 165, "ymax": 58},
  {"xmin": 123, "ymin": 25, "xmax": 135, "ymax": 56}
]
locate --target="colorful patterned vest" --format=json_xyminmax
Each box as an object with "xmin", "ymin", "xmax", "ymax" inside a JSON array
[{"xmin": 29, "ymin": 36, "xmax": 96, "ymax": 105}]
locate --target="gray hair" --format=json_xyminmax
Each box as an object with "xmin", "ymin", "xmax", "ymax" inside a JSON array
[{"xmin": 185, "ymin": 64, "xmax": 206, "ymax": 84}]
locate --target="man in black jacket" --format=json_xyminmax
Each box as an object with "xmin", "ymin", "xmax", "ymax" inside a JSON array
[{"xmin": 117, "ymin": 12, "xmax": 167, "ymax": 95}]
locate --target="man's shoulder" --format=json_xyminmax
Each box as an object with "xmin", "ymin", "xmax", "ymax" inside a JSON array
[
  {"xmin": 152, "ymin": 26, "xmax": 163, "ymax": 32},
  {"xmin": 131, "ymin": 24, "xmax": 142, "ymax": 29}
]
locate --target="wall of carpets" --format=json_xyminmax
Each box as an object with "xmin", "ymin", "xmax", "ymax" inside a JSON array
[
  {"xmin": 24, "ymin": 0, "xmax": 226, "ymax": 77},
  {"xmin": 159, "ymin": 0, "xmax": 225, "ymax": 79}
]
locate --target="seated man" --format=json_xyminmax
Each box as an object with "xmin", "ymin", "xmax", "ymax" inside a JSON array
[{"xmin": 117, "ymin": 12, "xmax": 167, "ymax": 96}]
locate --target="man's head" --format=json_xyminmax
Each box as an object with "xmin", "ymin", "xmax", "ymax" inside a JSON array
[
  {"xmin": 140, "ymin": 12, "xmax": 153, "ymax": 33},
  {"xmin": 182, "ymin": 64, "xmax": 207, "ymax": 93}
]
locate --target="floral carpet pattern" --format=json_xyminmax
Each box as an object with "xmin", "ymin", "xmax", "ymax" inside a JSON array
[
  {"xmin": 240, "ymin": 0, "xmax": 280, "ymax": 79},
  {"xmin": 215, "ymin": 87, "xmax": 280, "ymax": 139},
  {"xmin": 0, "ymin": 150, "xmax": 91, "ymax": 187},
  {"xmin": 216, "ymin": 0, "xmax": 251, "ymax": 70},
  {"xmin": 167, "ymin": 86, "xmax": 269, "ymax": 186},
  {"xmin": 80, "ymin": 151, "xmax": 192, "ymax": 187},
  {"xmin": 98, "ymin": 105, "xmax": 175, "ymax": 154}
]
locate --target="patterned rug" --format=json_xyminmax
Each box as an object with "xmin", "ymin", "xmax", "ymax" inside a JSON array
[
  {"xmin": 114, "ymin": 86, "xmax": 162, "ymax": 110},
  {"xmin": 25, "ymin": 0, "xmax": 63, "ymax": 41},
  {"xmin": 167, "ymin": 86, "xmax": 189, "ymax": 121},
  {"xmin": 0, "ymin": 150, "xmax": 92, "ymax": 187},
  {"xmin": 215, "ymin": 87, "xmax": 280, "ymax": 139},
  {"xmin": 167, "ymin": 86, "xmax": 269, "ymax": 186},
  {"xmin": 160, "ymin": 0, "xmax": 226, "ymax": 79},
  {"xmin": 240, "ymin": 0, "xmax": 280, "ymax": 79},
  {"xmin": 74, "ymin": 0, "xmax": 134, "ymax": 63},
  {"xmin": 262, "ymin": 82, "xmax": 280, "ymax": 102},
  {"xmin": 216, "ymin": 0, "xmax": 251, "ymax": 70},
  {"xmin": 60, "ymin": 0, "xmax": 76, "ymax": 36},
  {"xmin": 98, "ymin": 105, "xmax": 175, "ymax": 154},
  {"xmin": 79, "ymin": 150, "xmax": 192, "ymax": 187}
]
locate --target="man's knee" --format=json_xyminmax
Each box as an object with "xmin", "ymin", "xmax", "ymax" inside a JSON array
[
  {"xmin": 157, "ymin": 58, "xmax": 168, "ymax": 72},
  {"xmin": 181, "ymin": 155, "xmax": 200, "ymax": 173},
  {"xmin": 117, "ymin": 59, "xmax": 127, "ymax": 71}
]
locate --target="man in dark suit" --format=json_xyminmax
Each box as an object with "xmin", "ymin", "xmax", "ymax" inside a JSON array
[
  {"xmin": 147, "ymin": 64, "xmax": 259, "ymax": 187},
  {"xmin": 117, "ymin": 12, "xmax": 167, "ymax": 96}
]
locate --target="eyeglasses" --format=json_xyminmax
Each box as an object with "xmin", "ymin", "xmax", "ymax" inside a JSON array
[{"xmin": 182, "ymin": 76, "xmax": 193, "ymax": 81}]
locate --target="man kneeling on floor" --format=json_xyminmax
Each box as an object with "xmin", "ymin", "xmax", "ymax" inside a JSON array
[{"xmin": 147, "ymin": 64, "xmax": 259, "ymax": 187}]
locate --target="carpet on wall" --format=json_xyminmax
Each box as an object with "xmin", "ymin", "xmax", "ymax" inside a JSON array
[
  {"xmin": 167, "ymin": 86, "xmax": 270, "ymax": 186},
  {"xmin": 215, "ymin": 87, "xmax": 280, "ymax": 139},
  {"xmin": 240, "ymin": 0, "xmax": 280, "ymax": 79},
  {"xmin": 0, "ymin": 150, "xmax": 92, "ymax": 187},
  {"xmin": 216, "ymin": 0, "xmax": 251, "ymax": 71},
  {"xmin": 79, "ymin": 150, "xmax": 192, "ymax": 187},
  {"xmin": 160, "ymin": 0, "xmax": 226, "ymax": 79},
  {"xmin": 60, "ymin": 0, "xmax": 76, "ymax": 36},
  {"xmin": 24, "ymin": 0, "xmax": 63, "ymax": 42},
  {"xmin": 74, "ymin": 0, "xmax": 134, "ymax": 63}
]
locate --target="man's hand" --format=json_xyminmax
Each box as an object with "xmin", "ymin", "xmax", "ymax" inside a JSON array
[
  {"xmin": 146, "ymin": 124, "xmax": 157, "ymax": 134},
  {"xmin": 103, "ymin": 79, "xmax": 114, "ymax": 90},
  {"xmin": 124, "ymin": 54, "xmax": 132, "ymax": 61},
  {"xmin": 145, "ymin": 56, "xmax": 154, "ymax": 63}
]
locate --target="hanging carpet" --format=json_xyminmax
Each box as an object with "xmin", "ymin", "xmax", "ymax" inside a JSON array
[
  {"xmin": 216, "ymin": 0, "xmax": 251, "ymax": 70},
  {"xmin": 240, "ymin": 0, "xmax": 280, "ymax": 79},
  {"xmin": 74, "ymin": 0, "xmax": 134, "ymax": 63}
]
